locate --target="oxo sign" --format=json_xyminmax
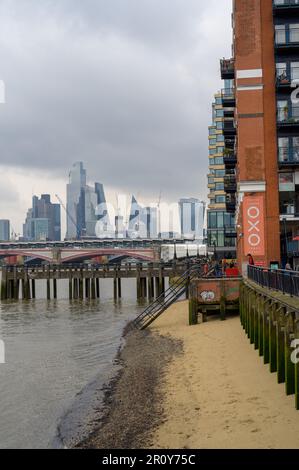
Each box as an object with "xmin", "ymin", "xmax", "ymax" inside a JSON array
[{"xmin": 243, "ymin": 195, "xmax": 265, "ymax": 257}]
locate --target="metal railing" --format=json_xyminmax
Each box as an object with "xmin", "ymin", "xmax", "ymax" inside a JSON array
[
  {"xmin": 220, "ymin": 58, "xmax": 235, "ymax": 76},
  {"xmin": 248, "ymin": 265, "xmax": 299, "ymax": 297},
  {"xmin": 133, "ymin": 262, "xmax": 204, "ymax": 330}
]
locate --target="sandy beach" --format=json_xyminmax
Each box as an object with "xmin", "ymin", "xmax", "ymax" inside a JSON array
[
  {"xmin": 79, "ymin": 300, "xmax": 299, "ymax": 449},
  {"xmin": 150, "ymin": 301, "xmax": 299, "ymax": 449}
]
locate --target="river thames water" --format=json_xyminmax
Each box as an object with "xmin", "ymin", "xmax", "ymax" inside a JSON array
[{"xmin": 0, "ymin": 277, "xmax": 149, "ymax": 449}]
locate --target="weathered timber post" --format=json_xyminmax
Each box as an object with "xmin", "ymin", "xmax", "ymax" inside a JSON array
[
  {"xmin": 258, "ymin": 296, "xmax": 264, "ymax": 357},
  {"xmin": 91, "ymin": 275, "xmax": 96, "ymax": 300},
  {"xmin": 13, "ymin": 266, "xmax": 19, "ymax": 300},
  {"xmin": 136, "ymin": 265, "xmax": 141, "ymax": 299},
  {"xmin": 85, "ymin": 278, "xmax": 90, "ymax": 299},
  {"xmin": 31, "ymin": 279, "xmax": 36, "ymax": 300},
  {"xmin": 285, "ymin": 312, "xmax": 295, "ymax": 396},
  {"xmin": 113, "ymin": 269, "xmax": 118, "ymax": 300},
  {"xmin": 1, "ymin": 266, "xmax": 7, "ymax": 300},
  {"xmin": 269, "ymin": 301, "xmax": 278, "ymax": 373},
  {"xmin": 25, "ymin": 268, "xmax": 31, "ymax": 300},
  {"xmin": 79, "ymin": 270, "xmax": 84, "ymax": 300},
  {"xmin": 96, "ymin": 277, "xmax": 100, "ymax": 298},
  {"xmin": 159, "ymin": 265, "xmax": 164, "ymax": 298},
  {"xmin": 21, "ymin": 278, "xmax": 25, "ymax": 300},
  {"xmin": 276, "ymin": 306, "xmax": 286, "ymax": 385},
  {"xmin": 117, "ymin": 268, "xmax": 121, "ymax": 299},
  {"xmin": 155, "ymin": 276, "xmax": 160, "ymax": 298},
  {"xmin": 53, "ymin": 278, "xmax": 57, "ymax": 299},
  {"xmin": 69, "ymin": 275, "xmax": 73, "ymax": 300},
  {"xmin": 254, "ymin": 292, "xmax": 259, "ymax": 351},
  {"xmin": 73, "ymin": 278, "xmax": 78, "ymax": 300},
  {"xmin": 263, "ymin": 300, "xmax": 271, "ymax": 365}
]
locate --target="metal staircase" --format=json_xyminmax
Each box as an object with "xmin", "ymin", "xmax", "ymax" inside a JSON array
[{"xmin": 132, "ymin": 263, "xmax": 203, "ymax": 330}]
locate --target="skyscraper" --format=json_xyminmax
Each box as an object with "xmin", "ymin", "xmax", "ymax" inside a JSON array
[
  {"xmin": 66, "ymin": 162, "xmax": 86, "ymax": 239},
  {"xmin": 128, "ymin": 196, "xmax": 158, "ymax": 239},
  {"xmin": 178, "ymin": 198, "xmax": 205, "ymax": 240},
  {"xmin": 23, "ymin": 195, "xmax": 61, "ymax": 241},
  {"xmin": 0, "ymin": 220, "xmax": 10, "ymax": 241},
  {"xmin": 66, "ymin": 163, "xmax": 110, "ymax": 239},
  {"xmin": 221, "ymin": 0, "xmax": 299, "ymax": 271}
]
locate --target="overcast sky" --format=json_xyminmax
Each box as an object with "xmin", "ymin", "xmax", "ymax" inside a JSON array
[{"xmin": 0, "ymin": 0, "xmax": 232, "ymax": 237}]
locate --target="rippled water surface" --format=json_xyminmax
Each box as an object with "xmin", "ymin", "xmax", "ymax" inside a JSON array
[{"xmin": 0, "ymin": 278, "xmax": 145, "ymax": 449}]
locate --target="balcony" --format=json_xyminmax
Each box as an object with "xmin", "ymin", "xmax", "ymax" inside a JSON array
[
  {"xmin": 278, "ymin": 146, "xmax": 299, "ymax": 166},
  {"xmin": 224, "ymin": 174, "xmax": 237, "ymax": 193},
  {"xmin": 223, "ymin": 119, "xmax": 236, "ymax": 137},
  {"xmin": 226, "ymin": 195, "xmax": 236, "ymax": 213},
  {"xmin": 276, "ymin": 67, "xmax": 299, "ymax": 89},
  {"xmin": 277, "ymin": 105, "xmax": 299, "ymax": 128},
  {"xmin": 223, "ymin": 150, "xmax": 237, "ymax": 169},
  {"xmin": 220, "ymin": 58, "xmax": 235, "ymax": 80},
  {"xmin": 224, "ymin": 137, "xmax": 236, "ymax": 150},
  {"xmin": 221, "ymin": 88, "xmax": 236, "ymax": 108},
  {"xmin": 280, "ymin": 202, "xmax": 299, "ymax": 218},
  {"xmin": 275, "ymin": 27, "xmax": 299, "ymax": 52},
  {"xmin": 287, "ymin": 239, "xmax": 299, "ymax": 255},
  {"xmin": 273, "ymin": 0, "xmax": 299, "ymax": 16}
]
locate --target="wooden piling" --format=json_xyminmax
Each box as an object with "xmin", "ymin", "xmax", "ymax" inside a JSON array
[
  {"xmin": 1, "ymin": 267, "xmax": 7, "ymax": 300},
  {"xmin": 96, "ymin": 278, "xmax": 100, "ymax": 298},
  {"xmin": 285, "ymin": 313, "xmax": 295, "ymax": 396},
  {"xmin": 31, "ymin": 279, "xmax": 36, "ymax": 299},
  {"xmin": 276, "ymin": 307, "xmax": 286, "ymax": 385},
  {"xmin": 69, "ymin": 276, "xmax": 73, "ymax": 300},
  {"xmin": 53, "ymin": 279, "xmax": 57, "ymax": 299}
]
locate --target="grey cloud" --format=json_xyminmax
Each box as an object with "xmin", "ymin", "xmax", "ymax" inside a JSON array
[{"xmin": 0, "ymin": 0, "xmax": 232, "ymax": 203}]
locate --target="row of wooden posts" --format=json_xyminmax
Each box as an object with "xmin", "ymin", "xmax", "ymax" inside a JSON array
[
  {"xmin": 240, "ymin": 282, "xmax": 299, "ymax": 410},
  {"xmin": 0, "ymin": 269, "xmax": 167, "ymax": 301}
]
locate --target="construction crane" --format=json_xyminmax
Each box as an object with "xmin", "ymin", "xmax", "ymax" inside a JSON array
[{"xmin": 55, "ymin": 194, "xmax": 81, "ymax": 240}]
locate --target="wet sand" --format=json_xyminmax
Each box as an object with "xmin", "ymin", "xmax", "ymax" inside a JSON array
[
  {"xmin": 150, "ymin": 301, "xmax": 299, "ymax": 449},
  {"xmin": 79, "ymin": 301, "xmax": 299, "ymax": 449},
  {"xmin": 78, "ymin": 327, "xmax": 183, "ymax": 449}
]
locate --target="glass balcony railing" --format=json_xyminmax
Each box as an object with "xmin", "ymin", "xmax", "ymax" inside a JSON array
[
  {"xmin": 273, "ymin": 0, "xmax": 299, "ymax": 7},
  {"xmin": 224, "ymin": 174, "xmax": 237, "ymax": 193},
  {"xmin": 278, "ymin": 146, "xmax": 299, "ymax": 164},
  {"xmin": 277, "ymin": 106, "xmax": 299, "ymax": 124},
  {"xmin": 220, "ymin": 59, "xmax": 235, "ymax": 79},
  {"xmin": 221, "ymin": 88, "xmax": 235, "ymax": 101},
  {"xmin": 276, "ymin": 67, "xmax": 299, "ymax": 86},
  {"xmin": 280, "ymin": 203, "xmax": 299, "ymax": 216}
]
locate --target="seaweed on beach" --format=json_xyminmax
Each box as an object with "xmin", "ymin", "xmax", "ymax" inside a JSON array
[{"xmin": 76, "ymin": 327, "xmax": 183, "ymax": 449}]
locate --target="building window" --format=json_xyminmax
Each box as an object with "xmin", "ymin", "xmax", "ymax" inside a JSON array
[
  {"xmin": 275, "ymin": 25, "xmax": 286, "ymax": 45},
  {"xmin": 214, "ymin": 157, "xmax": 224, "ymax": 165},
  {"xmin": 215, "ymin": 196, "xmax": 226, "ymax": 204},
  {"xmin": 216, "ymin": 122, "xmax": 223, "ymax": 130},
  {"xmin": 209, "ymin": 148, "xmax": 216, "ymax": 155},
  {"xmin": 215, "ymin": 182, "xmax": 224, "ymax": 191},
  {"xmin": 215, "ymin": 169, "xmax": 225, "ymax": 177},
  {"xmin": 217, "ymin": 135, "xmax": 225, "ymax": 142}
]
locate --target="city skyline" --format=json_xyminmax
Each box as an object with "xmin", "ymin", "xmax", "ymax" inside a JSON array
[
  {"xmin": 0, "ymin": 0, "xmax": 232, "ymax": 236},
  {"xmin": 3, "ymin": 160, "xmax": 207, "ymax": 241}
]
